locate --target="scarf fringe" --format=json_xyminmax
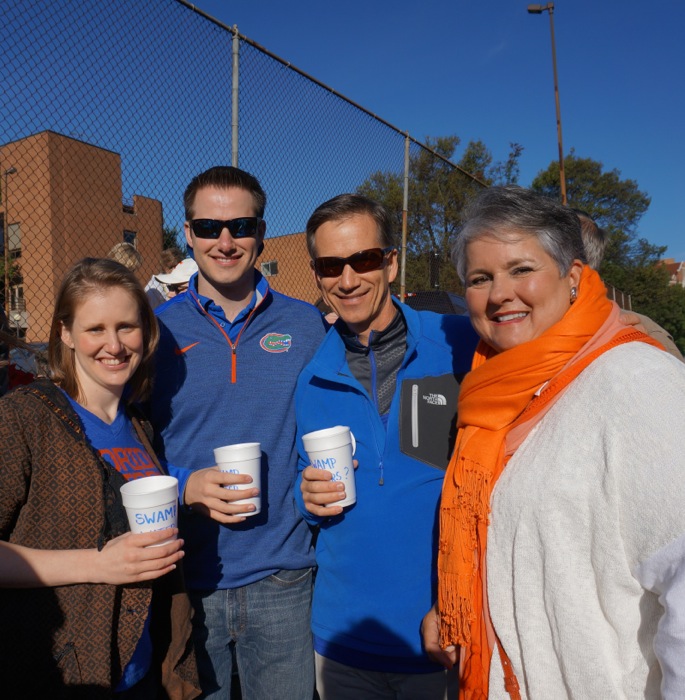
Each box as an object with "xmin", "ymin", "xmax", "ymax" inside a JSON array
[
  {"xmin": 438, "ymin": 456, "xmax": 492, "ymax": 646},
  {"xmin": 438, "ymin": 589, "xmax": 473, "ymax": 647}
]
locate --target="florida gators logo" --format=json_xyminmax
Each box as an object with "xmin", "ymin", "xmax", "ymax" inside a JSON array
[{"xmin": 260, "ymin": 333, "xmax": 292, "ymax": 353}]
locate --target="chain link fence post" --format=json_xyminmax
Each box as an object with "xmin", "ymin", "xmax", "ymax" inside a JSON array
[{"xmin": 232, "ymin": 25, "xmax": 240, "ymax": 168}]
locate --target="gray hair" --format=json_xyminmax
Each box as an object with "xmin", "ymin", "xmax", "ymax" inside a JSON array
[
  {"xmin": 574, "ymin": 210, "xmax": 608, "ymax": 270},
  {"xmin": 452, "ymin": 185, "xmax": 586, "ymax": 282}
]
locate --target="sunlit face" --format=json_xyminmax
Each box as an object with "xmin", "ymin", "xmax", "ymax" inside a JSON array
[
  {"xmin": 184, "ymin": 186, "xmax": 265, "ymax": 302},
  {"xmin": 60, "ymin": 287, "xmax": 144, "ymax": 402},
  {"xmin": 464, "ymin": 231, "xmax": 583, "ymax": 353},
  {"xmin": 312, "ymin": 213, "xmax": 398, "ymax": 345}
]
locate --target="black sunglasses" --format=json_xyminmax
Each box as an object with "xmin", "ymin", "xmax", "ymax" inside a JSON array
[
  {"xmin": 311, "ymin": 247, "xmax": 395, "ymax": 278},
  {"xmin": 190, "ymin": 217, "xmax": 262, "ymax": 239}
]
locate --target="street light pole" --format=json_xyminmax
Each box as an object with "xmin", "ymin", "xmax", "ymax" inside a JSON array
[
  {"xmin": 527, "ymin": 3, "xmax": 567, "ymax": 205},
  {"xmin": 3, "ymin": 167, "xmax": 17, "ymax": 319}
]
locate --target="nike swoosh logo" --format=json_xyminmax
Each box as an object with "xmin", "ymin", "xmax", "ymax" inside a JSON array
[{"xmin": 174, "ymin": 342, "xmax": 200, "ymax": 355}]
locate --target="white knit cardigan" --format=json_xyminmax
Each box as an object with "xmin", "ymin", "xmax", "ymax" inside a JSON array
[{"xmin": 486, "ymin": 343, "xmax": 685, "ymax": 699}]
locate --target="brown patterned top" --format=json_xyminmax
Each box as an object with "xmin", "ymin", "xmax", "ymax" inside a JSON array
[{"xmin": 0, "ymin": 379, "xmax": 199, "ymax": 698}]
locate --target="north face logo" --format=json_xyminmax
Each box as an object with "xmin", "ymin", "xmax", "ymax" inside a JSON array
[{"xmin": 423, "ymin": 393, "xmax": 447, "ymax": 406}]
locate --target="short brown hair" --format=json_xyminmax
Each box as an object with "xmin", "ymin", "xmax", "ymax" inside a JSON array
[
  {"xmin": 305, "ymin": 193, "xmax": 396, "ymax": 258},
  {"xmin": 184, "ymin": 166, "xmax": 267, "ymax": 220},
  {"xmin": 48, "ymin": 258, "xmax": 159, "ymax": 405},
  {"xmin": 160, "ymin": 247, "xmax": 184, "ymax": 272},
  {"xmin": 573, "ymin": 210, "xmax": 608, "ymax": 270}
]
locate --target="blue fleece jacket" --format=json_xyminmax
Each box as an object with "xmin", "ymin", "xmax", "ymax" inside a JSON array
[
  {"xmin": 151, "ymin": 272, "xmax": 326, "ymax": 590},
  {"xmin": 294, "ymin": 304, "xmax": 479, "ymax": 672}
]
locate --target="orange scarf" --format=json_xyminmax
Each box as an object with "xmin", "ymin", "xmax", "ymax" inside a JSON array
[{"xmin": 437, "ymin": 266, "xmax": 663, "ymax": 699}]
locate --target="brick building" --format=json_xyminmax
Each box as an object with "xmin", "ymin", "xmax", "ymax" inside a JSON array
[
  {"xmin": 660, "ymin": 258, "xmax": 685, "ymax": 288},
  {"xmin": 257, "ymin": 231, "xmax": 320, "ymax": 305},
  {"xmin": 0, "ymin": 131, "xmax": 163, "ymax": 342}
]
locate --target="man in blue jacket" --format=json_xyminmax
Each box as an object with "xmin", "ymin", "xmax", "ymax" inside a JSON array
[
  {"xmin": 295, "ymin": 194, "xmax": 479, "ymax": 698},
  {"xmin": 150, "ymin": 166, "xmax": 325, "ymax": 699}
]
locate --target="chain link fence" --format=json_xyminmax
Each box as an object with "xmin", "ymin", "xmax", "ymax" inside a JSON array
[{"xmin": 1, "ymin": 0, "xmax": 485, "ymax": 349}]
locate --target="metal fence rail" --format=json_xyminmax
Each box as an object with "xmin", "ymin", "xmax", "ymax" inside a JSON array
[{"xmin": 1, "ymin": 0, "xmax": 485, "ymax": 344}]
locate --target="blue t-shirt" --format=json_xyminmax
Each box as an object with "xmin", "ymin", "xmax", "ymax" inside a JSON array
[{"xmin": 68, "ymin": 395, "xmax": 160, "ymax": 691}]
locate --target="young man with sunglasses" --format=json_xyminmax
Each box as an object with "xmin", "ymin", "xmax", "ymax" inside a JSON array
[
  {"xmin": 149, "ymin": 166, "xmax": 325, "ymax": 699},
  {"xmin": 294, "ymin": 194, "xmax": 479, "ymax": 699}
]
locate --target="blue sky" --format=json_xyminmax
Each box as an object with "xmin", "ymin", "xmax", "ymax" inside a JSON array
[{"xmin": 196, "ymin": 0, "xmax": 685, "ymax": 261}]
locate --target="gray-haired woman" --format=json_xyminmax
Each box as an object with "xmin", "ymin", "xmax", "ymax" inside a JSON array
[{"xmin": 423, "ymin": 186, "xmax": 685, "ymax": 699}]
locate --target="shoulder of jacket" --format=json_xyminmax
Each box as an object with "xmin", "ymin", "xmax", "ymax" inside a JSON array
[
  {"xmin": 9, "ymin": 380, "xmax": 86, "ymax": 438},
  {"xmin": 156, "ymin": 294, "xmax": 196, "ymax": 324},
  {"xmin": 296, "ymin": 330, "xmax": 345, "ymax": 388},
  {"xmin": 267, "ymin": 291, "xmax": 320, "ymax": 315},
  {"xmin": 10, "ymin": 378, "xmax": 64, "ymax": 407},
  {"xmin": 405, "ymin": 308, "xmax": 472, "ymax": 341},
  {"xmin": 260, "ymin": 294, "xmax": 327, "ymax": 334},
  {"xmin": 590, "ymin": 341, "xmax": 682, "ymax": 383}
]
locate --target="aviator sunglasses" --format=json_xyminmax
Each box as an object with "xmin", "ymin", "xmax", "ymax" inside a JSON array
[
  {"xmin": 190, "ymin": 217, "xmax": 262, "ymax": 239},
  {"xmin": 311, "ymin": 247, "xmax": 395, "ymax": 278}
]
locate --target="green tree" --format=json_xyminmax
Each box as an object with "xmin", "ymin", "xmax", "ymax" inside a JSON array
[
  {"xmin": 358, "ymin": 136, "xmax": 522, "ymax": 293},
  {"xmin": 651, "ymin": 284, "xmax": 685, "ymax": 352},
  {"xmin": 163, "ymin": 225, "xmax": 184, "ymax": 250},
  {"xmin": 603, "ymin": 257, "xmax": 685, "ymax": 353},
  {"xmin": 532, "ymin": 153, "xmax": 685, "ymax": 352},
  {"xmin": 531, "ymin": 151, "xmax": 657, "ymax": 269}
]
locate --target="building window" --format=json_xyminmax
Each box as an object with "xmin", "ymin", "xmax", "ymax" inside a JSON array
[
  {"xmin": 0, "ymin": 220, "xmax": 20, "ymax": 258},
  {"xmin": 10, "ymin": 285, "xmax": 24, "ymax": 312},
  {"xmin": 123, "ymin": 230, "xmax": 137, "ymax": 246},
  {"xmin": 260, "ymin": 260, "xmax": 278, "ymax": 277},
  {"xmin": 8, "ymin": 223, "xmax": 21, "ymax": 259}
]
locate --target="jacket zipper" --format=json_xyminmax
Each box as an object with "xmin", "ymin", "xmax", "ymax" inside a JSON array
[
  {"xmin": 367, "ymin": 336, "xmax": 385, "ymax": 485},
  {"xmin": 191, "ymin": 292, "xmax": 263, "ymax": 384}
]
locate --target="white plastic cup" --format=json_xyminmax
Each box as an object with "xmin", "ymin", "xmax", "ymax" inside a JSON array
[
  {"xmin": 120, "ymin": 475, "xmax": 179, "ymax": 546},
  {"xmin": 213, "ymin": 442, "xmax": 262, "ymax": 516},
  {"xmin": 302, "ymin": 426, "xmax": 357, "ymax": 508}
]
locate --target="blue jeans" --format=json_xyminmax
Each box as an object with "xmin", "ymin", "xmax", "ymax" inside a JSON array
[{"xmin": 189, "ymin": 568, "xmax": 314, "ymax": 700}]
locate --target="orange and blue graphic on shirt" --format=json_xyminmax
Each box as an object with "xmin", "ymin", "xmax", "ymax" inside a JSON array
[{"xmin": 99, "ymin": 447, "xmax": 160, "ymax": 480}]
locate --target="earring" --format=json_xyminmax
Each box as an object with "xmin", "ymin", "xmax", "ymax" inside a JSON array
[{"xmin": 570, "ymin": 287, "xmax": 578, "ymax": 304}]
